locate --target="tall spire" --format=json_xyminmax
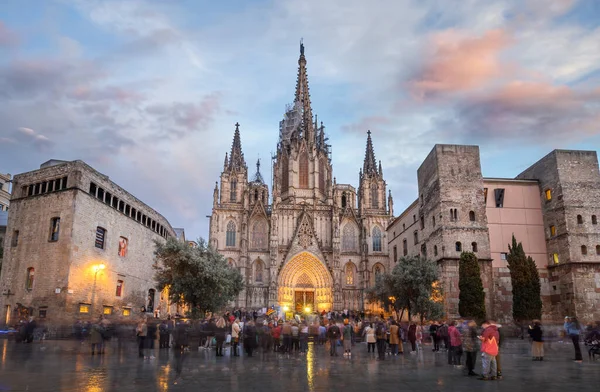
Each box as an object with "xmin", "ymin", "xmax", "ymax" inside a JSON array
[
  {"xmin": 294, "ymin": 39, "xmax": 314, "ymax": 140},
  {"xmin": 363, "ymin": 130, "xmax": 378, "ymax": 176},
  {"xmin": 228, "ymin": 122, "xmax": 246, "ymax": 171},
  {"xmin": 251, "ymin": 158, "xmax": 265, "ymax": 184}
]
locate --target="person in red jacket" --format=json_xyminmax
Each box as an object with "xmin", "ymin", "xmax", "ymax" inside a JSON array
[
  {"xmin": 478, "ymin": 321, "xmax": 499, "ymax": 381},
  {"xmin": 448, "ymin": 321, "xmax": 463, "ymax": 366}
]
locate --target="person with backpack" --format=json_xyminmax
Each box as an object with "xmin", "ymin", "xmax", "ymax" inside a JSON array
[
  {"xmin": 342, "ymin": 319, "xmax": 353, "ymax": 357},
  {"xmin": 478, "ymin": 320, "xmax": 499, "ymax": 381},
  {"xmin": 327, "ymin": 320, "xmax": 341, "ymax": 357},
  {"xmin": 528, "ymin": 320, "xmax": 544, "ymax": 361},
  {"xmin": 564, "ymin": 316, "xmax": 583, "ymax": 362},
  {"xmin": 375, "ymin": 321, "xmax": 387, "ymax": 360}
]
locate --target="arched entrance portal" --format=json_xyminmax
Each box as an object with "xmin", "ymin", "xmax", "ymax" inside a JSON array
[{"xmin": 278, "ymin": 252, "xmax": 333, "ymax": 313}]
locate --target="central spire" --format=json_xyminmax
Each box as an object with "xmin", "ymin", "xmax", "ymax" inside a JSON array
[
  {"xmin": 294, "ymin": 39, "xmax": 314, "ymax": 140},
  {"xmin": 363, "ymin": 130, "xmax": 378, "ymax": 176}
]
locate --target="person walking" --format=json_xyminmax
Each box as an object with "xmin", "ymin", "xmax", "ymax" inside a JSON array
[
  {"xmin": 408, "ymin": 323, "xmax": 417, "ymax": 354},
  {"xmin": 363, "ymin": 322, "xmax": 376, "ymax": 353},
  {"xmin": 136, "ymin": 317, "xmax": 148, "ymax": 358},
  {"xmin": 479, "ymin": 321, "xmax": 499, "ymax": 381},
  {"xmin": 282, "ymin": 321, "xmax": 292, "ymax": 353},
  {"xmin": 299, "ymin": 322, "xmax": 309, "ymax": 354},
  {"xmin": 564, "ymin": 316, "xmax": 583, "ymax": 362},
  {"xmin": 462, "ymin": 320, "xmax": 480, "ymax": 376},
  {"xmin": 159, "ymin": 319, "xmax": 170, "ymax": 349},
  {"xmin": 430, "ymin": 321, "xmax": 440, "ymax": 352},
  {"xmin": 291, "ymin": 322, "xmax": 300, "ymax": 352},
  {"xmin": 375, "ymin": 321, "xmax": 387, "ymax": 360},
  {"xmin": 342, "ymin": 319, "xmax": 353, "ymax": 357},
  {"xmin": 90, "ymin": 317, "xmax": 105, "ymax": 355},
  {"xmin": 327, "ymin": 320, "xmax": 341, "ymax": 357},
  {"xmin": 214, "ymin": 317, "xmax": 227, "ymax": 357},
  {"xmin": 244, "ymin": 320, "xmax": 258, "ymax": 357},
  {"xmin": 448, "ymin": 321, "xmax": 463, "ymax": 366},
  {"xmin": 528, "ymin": 320, "xmax": 544, "ymax": 361},
  {"xmin": 389, "ymin": 321, "xmax": 400, "ymax": 356},
  {"xmin": 146, "ymin": 319, "xmax": 157, "ymax": 359},
  {"xmin": 231, "ymin": 318, "xmax": 241, "ymax": 356},
  {"xmin": 172, "ymin": 320, "xmax": 189, "ymax": 385},
  {"xmin": 438, "ymin": 321, "xmax": 449, "ymax": 351}
]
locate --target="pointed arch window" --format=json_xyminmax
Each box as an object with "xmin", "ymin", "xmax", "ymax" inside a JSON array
[
  {"xmin": 251, "ymin": 220, "xmax": 268, "ymax": 249},
  {"xmin": 230, "ymin": 179, "xmax": 237, "ymax": 202},
  {"xmin": 299, "ymin": 151, "xmax": 309, "ymax": 188},
  {"xmin": 341, "ymin": 193, "xmax": 347, "ymax": 208},
  {"xmin": 254, "ymin": 259, "xmax": 264, "ymax": 283},
  {"xmin": 226, "ymin": 221, "xmax": 236, "ymax": 247},
  {"xmin": 281, "ymin": 154, "xmax": 289, "ymax": 193},
  {"xmin": 372, "ymin": 226, "xmax": 382, "ymax": 252},
  {"xmin": 345, "ymin": 263, "xmax": 355, "ymax": 286},
  {"xmin": 371, "ymin": 183, "xmax": 378, "ymax": 208},
  {"xmin": 342, "ymin": 224, "xmax": 357, "ymax": 252}
]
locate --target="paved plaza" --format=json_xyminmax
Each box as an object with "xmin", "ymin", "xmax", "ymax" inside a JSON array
[{"xmin": 0, "ymin": 338, "xmax": 598, "ymax": 392}]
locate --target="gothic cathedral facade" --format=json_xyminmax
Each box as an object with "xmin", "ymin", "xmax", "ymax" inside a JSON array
[{"xmin": 209, "ymin": 43, "xmax": 393, "ymax": 312}]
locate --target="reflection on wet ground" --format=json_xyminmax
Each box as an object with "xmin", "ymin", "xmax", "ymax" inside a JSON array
[{"xmin": 0, "ymin": 339, "xmax": 598, "ymax": 391}]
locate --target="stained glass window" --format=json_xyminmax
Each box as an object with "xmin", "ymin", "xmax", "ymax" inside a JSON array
[
  {"xmin": 342, "ymin": 224, "xmax": 357, "ymax": 252},
  {"xmin": 226, "ymin": 221, "xmax": 236, "ymax": 247},
  {"xmin": 372, "ymin": 227, "xmax": 382, "ymax": 252},
  {"xmin": 251, "ymin": 220, "xmax": 268, "ymax": 249}
]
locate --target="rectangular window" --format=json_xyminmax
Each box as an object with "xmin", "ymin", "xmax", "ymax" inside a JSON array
[
  {"xmin": 545, "ymin": 189, "xmax": 552, "ymax": 201},
  {"xmin": 89, "ymin": 182, "xmax": 97, "ymax": 195},
  {"xmin": 111, "ymin": 197, "xmax": 118, "ymax": 209},
  {"xmin": 61, "ymin": 177, "xmax": 68, "ymax": 189},
  {"xmin": 104, "ymin": 191, "xmax": 111, "ymax": 205},
  {"xmin": 552, "ymin": 253, "xmax": 559, "ymax": 264},
  {"xmin": 28, "ymin": 185, "xmax": 33, "ymax": 196},
  {"xmin": 413, "ymin": 231, "xmax": 418, "ymax": 245},
  {"xmin": 550, "ymin": 225, "xmax": 556, "ymax": 237},
  {"xmin": 11, "ymin": 230, "xmax": 19, "ymax": 247},
  {"xmin": 403, "ymin": 239, "xmax": 408, "ymax": 256},
  {"xmin": 393, "ymin": 246, "xmax": 398, "ymax": 262},
  {"xmin": 95, "ymin": 227, "xmax": 106, "ymax": 249},
  {"xmin": 103, "ymin": 306, "xmax": 113, "ymax": 315},
  {"xmin": 38, "ymin": 308, "xmax": 47, "ymax": 319},
  {"xmin": 484, "ymin": 188, "xmax": 488, "ymax": 204},
  {"xmin": 500, "ymin": 252, "xmax": 507, "ymax": 260},
  {"xmin": 494, "ymin": 188, "xmax": 505, "ymax": 208},
  {"xmin": 97, "ymin": 188, "xmax": 105, "ymax": 201},
  {"xmin": 49, "ymin": 217, "xmax": 60, "ymax": 242},
  {"xmin": 41, "ymin": 181, "xmax": 47, "ymax": 194},
  {"xmin": 116, "ymin": 280, "xmax": 123, "ymax": 297},
  {"xmin": 122, "ymin": 308, "xmax": 131, "ymax": 317},
  {"xmin": 118, "ymin": 237, "xmax": 128, "ymax": 257},
  {"xmin": 79, "ymin": 304, "xmax": 90, "ymax": 314}
]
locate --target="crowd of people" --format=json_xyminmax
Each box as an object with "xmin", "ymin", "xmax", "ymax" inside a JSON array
[{"xmin": 12, "ymin": 309, "xmax": 600, "ymax": 383}]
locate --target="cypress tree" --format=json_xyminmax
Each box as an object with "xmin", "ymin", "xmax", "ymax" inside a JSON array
[
  {"xmin": 458, "ymin": 251, "xmax": 486, "ymax": 320},
  {"xmin": 507, "ymin": 235, "xmax": 542, "ymax": 322}
]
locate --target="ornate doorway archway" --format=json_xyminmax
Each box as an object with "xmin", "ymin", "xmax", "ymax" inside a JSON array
[{"xmin": 278, "ymin": 252, "xmax": 333, "ymax": 312}]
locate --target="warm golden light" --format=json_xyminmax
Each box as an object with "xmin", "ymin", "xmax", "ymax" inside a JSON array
[
  {"xmin": 283, "ymin": 306, "xmax": 289, "ymax": 312},
  {"xmin": 93, "ymin": 263, "xmax": 106, "ymax": 273},
  {"xmin": 304, "ymin": 307, "xmax": 311, "ymax": 313}
]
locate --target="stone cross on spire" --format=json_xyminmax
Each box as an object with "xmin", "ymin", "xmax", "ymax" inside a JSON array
[
  {"xmin": 228, "ymin": 122, "xmax": 247, "ymax": 171},
  {"xmin": 363, "ymin": 130, "xmax": 378, "ymax": 176}
]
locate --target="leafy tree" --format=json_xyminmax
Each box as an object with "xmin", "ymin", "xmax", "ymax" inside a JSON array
[
  {"xmin": 366, "ymin": 255, "xmax": 442, "ymax": 321},
  {"xmin": 458, "ymin": 251, "xmax": 486, "ymax": 320},
  {"xmin": 154, "ymin": 237, "xmax": 244, "ymax": 319},
  {"xmin": 507, "ymin": 235, "xmax": 542, "ymax": 322}
]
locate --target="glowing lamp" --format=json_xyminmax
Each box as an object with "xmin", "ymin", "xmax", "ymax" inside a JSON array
[
  {"xmin": 283, "ymin": 306, "xmax": 289, "ymax": 312},
  {"xmin": 93, "ymin": 263, "xmax": 106, "ymax": 272},
  {"xmin": 304, "ymin": 307, "xmax": 311, "ymax": 313}
]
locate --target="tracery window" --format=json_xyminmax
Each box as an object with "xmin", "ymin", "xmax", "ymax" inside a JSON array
[
  {"xmin": 226, "ymin": 221, "xmax": 236, "ymax": 247},
  {"xmin": 341, "ymin": 224, "xmax": 357, "ymax": 252},
  {"xmin": 371, "ymin": 183, "xmax": 378, "ymax": 208},
  {"xmin": 251, "ymin": 220, "xmax": 268, "ymax": 249},
  {"xmin": 230, "ymin": 179, "xmax": 237, "ymax": 202},
  {"xmin": 299, "ymin": 151, "xmax": 309, "ymax": 188},
  {"xmin": 254, "ymin": 259, "xmax": 264, "ymax": 283},
  {"xmin": 345, "ymin": 263, "xmax": 355, "ymax": 285},
  {"xmin": 372, "ymin": 227, "xmax": 382, "ymax": 252}
]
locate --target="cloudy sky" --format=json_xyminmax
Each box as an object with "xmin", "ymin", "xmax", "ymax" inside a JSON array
[{"xmin": 1, "ymin": 0, "xmax": 599, "ymax": 239}]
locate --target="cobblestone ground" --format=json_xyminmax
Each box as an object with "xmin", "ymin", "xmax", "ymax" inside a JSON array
[{"xmin": 0, "ymin": 338, "xmax": 598, "ymax": 391}]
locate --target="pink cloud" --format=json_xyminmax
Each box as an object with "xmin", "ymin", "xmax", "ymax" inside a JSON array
[
  {"xmin": 0, "ymin": 21, "xmax": 19, "ymax": 47},
  {"xmin": 410, "ymin": 29, "xmax": 512, "ymax": 99}
]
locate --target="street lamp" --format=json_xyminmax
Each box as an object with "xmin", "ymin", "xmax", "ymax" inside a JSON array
[
  {"xmin": 304, "ymin": 306, "xmax": 311, "ymax": 314},
  {"xmin": 282, "ymin": 306, "xmax": 289, "ymax": 312},
  {"xmin": 93, "ymin": 263, "xmax": 106, "ymax": 273}
]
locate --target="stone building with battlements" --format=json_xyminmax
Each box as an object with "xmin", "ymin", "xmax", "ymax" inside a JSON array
[
  {"xmin": 209, "ymin": 43, "xmax": 393, "ymax": 313},
  {"xmin": 0, "ymin": 160, "xmax": 178, "ymax": 325},
  {"xmin": 388, "ymin": 145, "xmax": 600, "ymax": 323}
]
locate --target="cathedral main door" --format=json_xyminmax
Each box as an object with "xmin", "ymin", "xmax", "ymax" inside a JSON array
[{"xmin": 278, "ymin": 251, "xmax": 333, "ymax": 312}]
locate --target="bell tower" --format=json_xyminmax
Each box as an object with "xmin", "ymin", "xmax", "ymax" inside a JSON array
[
  {"xmin": 220, "ymin": 122, "xmax": 248, "ymax": 206},
  {"xmin": 358, "ymin": 131, "xmax": 387, "ymax": 214}
]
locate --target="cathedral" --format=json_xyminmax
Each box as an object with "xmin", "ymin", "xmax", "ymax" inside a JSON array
[{"xmin": 209, "ymin": 43, "xmax": 393, "ymax": 313}]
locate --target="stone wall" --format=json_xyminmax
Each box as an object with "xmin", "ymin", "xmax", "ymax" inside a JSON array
[{"xmin": 0, "ymin": 160, "xmax": 175, "ymax": 325}]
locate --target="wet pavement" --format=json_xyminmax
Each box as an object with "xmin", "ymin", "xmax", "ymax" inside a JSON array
[{"xmin": 0, "ymin": 338, "xmax": 598, "ymax": 391}]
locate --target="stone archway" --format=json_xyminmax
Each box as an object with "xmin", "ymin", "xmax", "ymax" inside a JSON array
[{"xmin": 278, "ymin": 251, "xmax": 333, "ymax": 312}]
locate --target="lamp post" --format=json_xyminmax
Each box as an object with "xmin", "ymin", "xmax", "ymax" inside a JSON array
[{"xmin": 91, "ymin": 264, "xmax": 106, "ymax": 316}]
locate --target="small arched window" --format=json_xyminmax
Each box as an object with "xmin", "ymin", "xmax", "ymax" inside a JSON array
[
  {"xmin": 254, "ymin": 189, "xmax": 259, "ymax": 202},
  {"xmin": 26, "ymin": 267, "xmax": 35, "ymax": 290},
  {"xmin": 373, "ymin": 264, "xmax": 383, "ymax": 277},
  {"xmin": 341, "ymin": 194, "xmax": 347, "ymax": 208},
  {"xmin": 581, "ymin": 245, "xmax": 587, "ymax": 255},
  {"xmin": 577, "ymin": 215, "xmax": 583, "ymax": 224},
  {"xmin": 421, "ymin": 244, "xmax": 427, "ymax": 257},
  {"xmin": 472, "ymin": 242, "xmax": 478, "ymax": 252},
  {"xmin": 453, "ymin": 209, "xmax": 458, "ymax": 221},
  {"xmin": 226, "ymin": 221, "xmax": 236, "ymax": 247},
  {"xmin": 254, "ymin": 259, "xmax": 264, "ymax": 283},
  {"xmin": 469, "ymin": 211, "xmax": 475, "ymax": 221},
  {"xmin": 434, "ymin": 245, "xmax": 438, "ymax": 256},
  {"xmin": 596, "ymin": 245, "xmax": 600, "ymax": 255},
  {"xmin": 299, "ymin": 151, "xmax": 309, "ymax": 188},
  {"xmin": 455, "ymin": 241, "xmax": 462, "ymax": 252},
  {"xmin": 372, "ymin": 227, "xmax": 382, "ymax": 252},
  {"xmin": 432, "ymin": 216, "xmax": 436, "ymax": 227}
]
